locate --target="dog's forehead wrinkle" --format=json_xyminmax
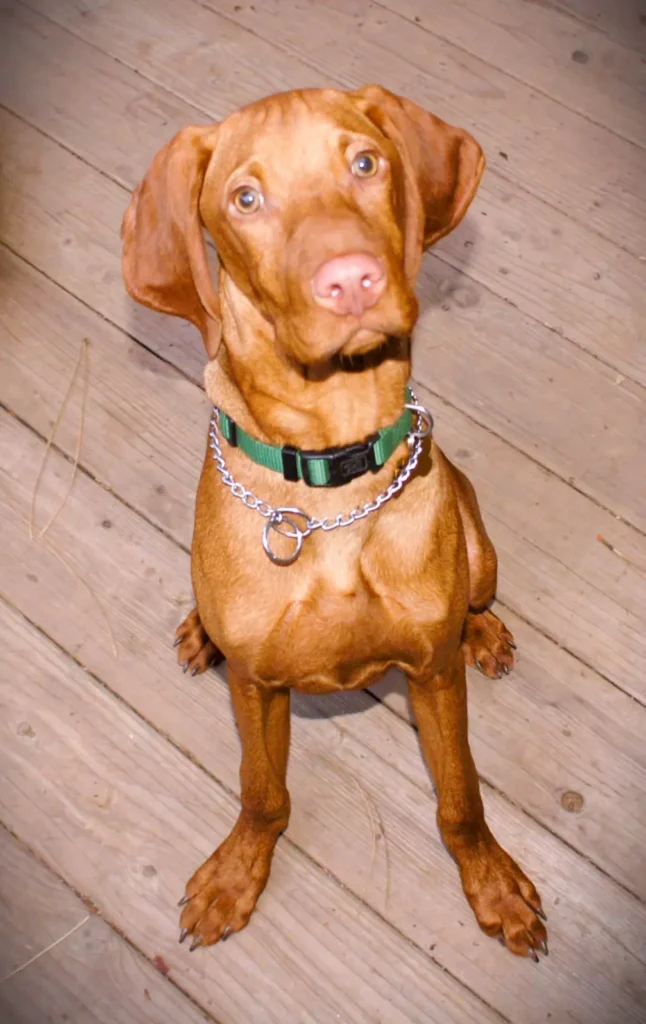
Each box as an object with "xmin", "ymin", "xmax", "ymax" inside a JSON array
[
  {"xmin": 218, "ymin": 90, "xmax": 377, "ymax": 180},
  {"xmin": 234, "ymin": 136, "xmax": 344, "ymax": 197}
]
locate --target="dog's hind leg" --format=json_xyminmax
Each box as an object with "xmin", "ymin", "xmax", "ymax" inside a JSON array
[
  {"xmin": 174, "ymin": 606, "xmax": 224, "ymax": 675},
  {"xmin": 447, "ymin": 458, "xmax": 516, "ymax": 679}
]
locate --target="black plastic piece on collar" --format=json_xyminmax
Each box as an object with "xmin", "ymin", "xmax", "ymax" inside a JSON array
[
  {"xmin": 281, "ymin": 445, "xmax": 300, "ymax": 482},
  {"xmin": 227, "ymin": 419, "xmax": 238, "ymax": 447},
  {"xmin": 301, "ymin": 434, "xmax": 380, "ymax": 488}
]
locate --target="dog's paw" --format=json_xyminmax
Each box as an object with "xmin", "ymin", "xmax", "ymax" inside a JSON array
[
  {"xmin": 462, "ymin": 609, "xmax": 515, "ymax": 679},
  {"xmin": 174, "ymin": 607, "xmax": 223, "ymax": 676},
  {"xmin": 178, "ymin": 824, "xmax": 276, "ymax": 948},
  {"xmin": 460, "ymin": 840, "xmax": 548, "ymax": 961}
]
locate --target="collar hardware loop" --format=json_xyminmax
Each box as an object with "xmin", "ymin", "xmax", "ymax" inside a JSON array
[{"xmin": 208, "ymin": 384, "xmax": 433, "ymax": 565}]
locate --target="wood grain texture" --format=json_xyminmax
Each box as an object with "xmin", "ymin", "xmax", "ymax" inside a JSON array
[
  {"xmin": 197, "ymin": 0, "xmax": 646, "ymax": 253},
  {"xmin": 1, "ymin": 2, "xmax": 645, "ymax": 1021},
  {"xmin": 552, "ymin": 0, "xmax": 646, "ymax": 53},
  {"xmin": 2, "ymin": 5, "xmax": 643, "ymax": 533},
  {"xmin": 1, "ymin": 94, "xmax": 645, "ymax": 536},
  {"xmin": 13, "ymin": 0, "xmax": 646, "ymax": 383},
  {"xmin": 2, "ymin": 193, "xmax": 644, "ymax": 700},
  {"xmin": 0, "ymin": 599, "xmax": 504, "ymax": 1024},
  {"xmin": 1, "ymin": 413, "xmax": 645, "ymax": 1024},
  {"xmin": 373, "ymin": 0, "xmax": 646, "ymax": 145},
  {"xmin": 0, "ymin": 830, "xmax": 212, "ymax": 1024}
]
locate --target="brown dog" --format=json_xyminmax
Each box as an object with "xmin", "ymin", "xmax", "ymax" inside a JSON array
[{"xmin": 122, "ymin": 86, "xmax": 547, "ymax": 960}]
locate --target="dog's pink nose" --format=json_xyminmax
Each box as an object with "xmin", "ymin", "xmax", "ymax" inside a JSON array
[{"xmin": 312, "ymin": 253, "xmax": 386, "ymax": 316}]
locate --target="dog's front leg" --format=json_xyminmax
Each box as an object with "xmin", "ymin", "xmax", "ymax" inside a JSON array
[
  {"xmin": 408, "ymin": 651, "xmax": 548, "ymax": 960},
  {"xmin": 179, "ymin": 671, "xmax": 291, "ymax": 948}
]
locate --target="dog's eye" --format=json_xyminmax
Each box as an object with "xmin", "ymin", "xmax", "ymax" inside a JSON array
[
  {"xmin": 233, "ymin": 186, "xmax": 263, "ymax": 213},
  {"xmin": 351, "ymin": 152, "xmax": 379, "ymax": 178}
]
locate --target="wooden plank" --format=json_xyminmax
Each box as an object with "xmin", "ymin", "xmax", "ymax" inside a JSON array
[
  {"xmin": 413, "ymin": 278, "xmax": 645, "ymax": 534},
  {"xmin": 1, "ymin": 235, "xmax": 645, "ymax": 703},
  {"xmin": 1, "ymin": 412, "xmax": 645, "ymax": 1024},
  {"xmin": 0, "ymin": 829, "xmax": 212, "ymax": 1024},
  {"xmin": 0, "ymin": 599, "xmax": 505, "ymax": 1024},
  {"xmin": 552, "ymin": 0, "xmax": 646, "ymax": 54},
  {"xmin": 3, "ymin": 8, "xmax": 644, "ymax": 530},
  {"xmin": 430, "ymin": 168, "xmax": 645, "ymax": 387},
  {"xmin": 14, "ymin": 0, "xmax": 646, "ymax": 384},
  {"xmin": 372, "ymin": 0, "xmax": 646, "ymax": 146},
  {"xmin": 1, "ymin": 332, "xmax": 644, "ymax": 891},
  {"xmin": 0, "ymin": 0, "xmax": 317, "ymax": 183},
  {"xmin": 1, "ymin": 106, "xmax": 644, "ymax": 539},
  {"xmin": 1, "ymin": 130, "xmax": 645, "ymax": 698},
  {"xmin": 190, "ymin": 0, "xmax": 646, "ymax": 253}
]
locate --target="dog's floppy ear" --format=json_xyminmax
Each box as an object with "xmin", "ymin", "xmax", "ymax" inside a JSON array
[
  {"xmin": 351, "ymin": 85, "xmax": 484, "ymax": 272},
  {"xmin": 121, "ymin": 125, "xmax": 221, "ymax": 356}
]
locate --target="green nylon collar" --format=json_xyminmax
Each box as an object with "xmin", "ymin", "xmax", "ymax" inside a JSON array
[{"xmin": 217, "ymin": 387, "xmax": 414, "ymax": 488}]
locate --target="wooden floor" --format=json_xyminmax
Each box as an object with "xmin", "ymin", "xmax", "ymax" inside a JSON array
[{"xmin": 1, "ymin": 0, "xmax": 645, "ymax": 1021}]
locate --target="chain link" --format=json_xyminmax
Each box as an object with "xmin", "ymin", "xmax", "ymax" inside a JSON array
[{"xmin": 208, "ymin": 387, "xmax": 432, "ymax": 562}]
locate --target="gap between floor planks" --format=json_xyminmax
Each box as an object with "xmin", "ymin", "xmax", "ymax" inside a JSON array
[
  {"xmin": 11, "ymin": 0, "xmax": 646, "ymax": 387},
  {"xmin": 5, "ymin": 376, "xmax": 646, "ymax": 913},
  {"xmin": 5, "ymin": 337, "xmax": 646, "ymax": 897},
  {"xmin": 1, "ymin": 2, "xmax": 642, "ymax": 1015},
  {"xmin": 191, "ymin": 0, "xmax": 646, "ymax": 250},
  {"xmin": 551, "ymin": 0, "xmax": 646, "ymax": 55},
  {"xmin": 0, "ymin": 827, "xmax": 218, "ymax": 1024},
  {"xmin": 3, "ymin": 391, "xmax": 646, "ymax": 937},
  {"xmin": 0, "ymin": 596, "xmax": 515, "ymax": 1024},
  {"xmin": 2, "ymin": 111, "xmax": 643, "ymax": 904},
  {"xmin": 5, "ymin": 0, "xmax": 646, "ymax": 888},
  {"xmin": 370, "ymin": 0, "xmax": 646, "ymax": 147},
  {"xmin": 20, "ymin": 0, "xmax": 646, "ymax": 149},
  {"xmin": 1, "ymin": 417, "xmax": 645, "ymax": 1024},
  {"xmin": 1, "ymin": 222, "xmax": 644, "ymax": 701},
  {"xmin": 1, "ymin": 99, "xmax": 644, "ymax": 537}
]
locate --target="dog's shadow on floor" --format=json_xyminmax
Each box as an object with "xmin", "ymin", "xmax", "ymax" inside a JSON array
[
  {"xmin": 289, "ymin": 673, "xmax": 436, "ymax": 800},
  {"xmin": 210, "ymin": 661, "xmax": 411, "ymax": 721},
  {"xmin": 290, "ymin": 670, "xmax": 411, "ymax": 723}
]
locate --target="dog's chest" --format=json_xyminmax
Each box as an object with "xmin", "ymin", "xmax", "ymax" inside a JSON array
[
  {"xmin": 215, "ymin": 525, "xmax": 468, "ymax": 692},
  {"xmin": 193, "ymin": 446, "xmax": 470, "ymax": 690}
]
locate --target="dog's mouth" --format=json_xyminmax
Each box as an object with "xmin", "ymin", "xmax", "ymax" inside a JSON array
[
  {"xmin": 338, "ymin": 324, "xmax": 391, "ymax": 357},
  {"xmin": 298, "ymin": 334, "xmax": 409, "ymax": 380},
  {"xmin": 279, "ymin": 283, "xmax": 416, "ymax": 374},
  {"xmin": 337, "ymin": 333, "xmax": 409, "ymax": 371}
]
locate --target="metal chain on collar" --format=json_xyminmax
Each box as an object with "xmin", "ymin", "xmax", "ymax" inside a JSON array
[{"xmin": 208, "ymin": 386, "xmax": 433, "ymax": 565}]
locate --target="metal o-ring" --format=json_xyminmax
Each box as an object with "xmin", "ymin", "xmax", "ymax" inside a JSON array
[
  {"xmin": 262, "ymin": 515, "xmax": 304, "ymax": 565},
  {"xmin": 405, "ymin": 403, "xmax": 434, "ymax": 439}
]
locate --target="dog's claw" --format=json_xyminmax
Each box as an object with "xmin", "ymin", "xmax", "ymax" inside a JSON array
[
  {"xmin": 179, "ymin": 927, "xmax": 189, "ymax": 944},
  {"xmin": 538, "ymin": 939, "xmax": 548, "ymax": 956},
  {"xmin": 502, "ymin": 664, "xmax": 510, "ymax": 675},
  {"xmin": 509, "ymin": 641, "xmax": 517, "ymax": 650},
  {"xmin": 529, "ymin": 947, "xmax": 540, "ymax": 964},
  {"xmin": 189, "ymin": 935, "xmax": 203, "ymax": 952},
  {"xmin": 534, "ymin": 906, "xmax": 547, "ymax": 922},
  {"xmin": 475, "ymin": 659, "xmax": 483, "ymax": 672},
  {"xmin": 182, "ymin": 661, "xmax": 190, "ymax": 673},
  {"xmin": 173, "ymin": 636, "xmax": 182, "ymax": 648},
  {"xmin": 177, "ymin": 895, "xmax": 190, "ymax": 907},
  {"xmin": 191, "ymin": 666, "xmax": 199, "ymax": 677},
  {"xmin": 221, "ymin": 925, "xmax": 232, "ymax": 942}
]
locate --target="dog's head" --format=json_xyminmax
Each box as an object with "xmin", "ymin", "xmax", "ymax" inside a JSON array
[{"xmin": 122, "ymin": 86, "xmax": 484, "ymax": 365}]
